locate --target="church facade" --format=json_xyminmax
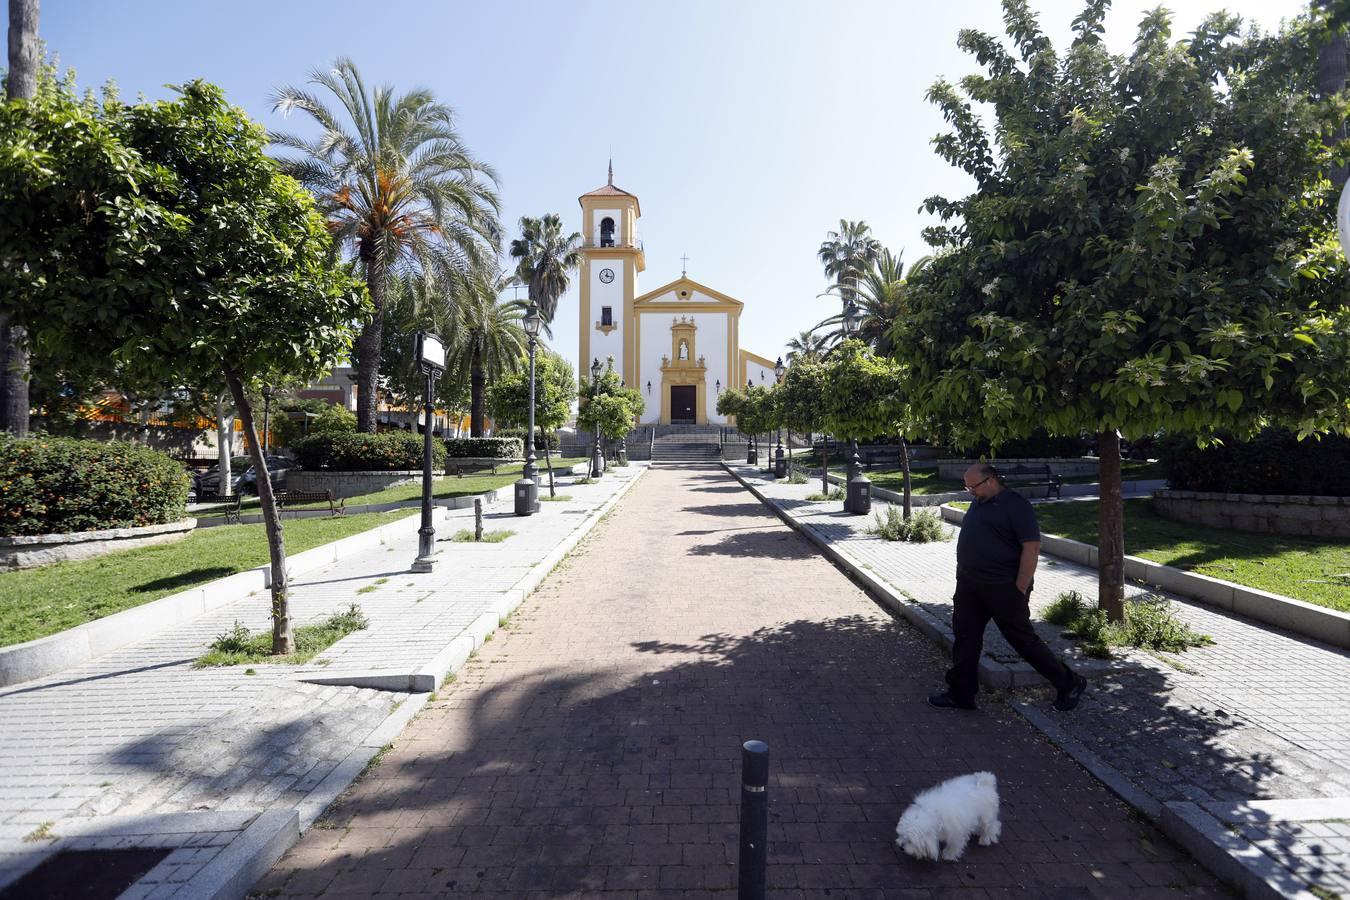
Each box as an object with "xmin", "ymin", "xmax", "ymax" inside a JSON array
[{"xmin": 576, "ymin": 171, "xmax": 778, "ymax": 426}]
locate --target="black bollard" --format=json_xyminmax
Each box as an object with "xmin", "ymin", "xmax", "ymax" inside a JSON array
[{"xmin": 738, "ymin": 740, "xmax": 769, "ymax": 900}]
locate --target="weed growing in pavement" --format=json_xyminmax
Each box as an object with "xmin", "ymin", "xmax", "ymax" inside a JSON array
[
  {"xmin": 450, "ymin": 529, "xmax": 515, "ymax": 543},
  {"xmin": 866, "ymin": 507, "xmax": 950, "ymax": 543},
  {"xmin": 1042, "ymin": 591, "xmax": 1213, "ymax": 659},
  {"xmin": 23, "ymin": 822, "xmax": 54, "ymax": 843},
  {"xmin": 805, "ymin": 487, "xmax": 845, "ymax": 502},
  {"xmin": 195, "ymin": 604, "xmax": 369, "ymax": 667},
  {"xmin": 539, "ymin": 494, "xmax": 573, "ymax": 502}
]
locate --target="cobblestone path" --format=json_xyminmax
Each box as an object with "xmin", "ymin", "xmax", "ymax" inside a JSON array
[{"xmin": 257, "ymin": 466, "xmax": 1223, "ymax": 898}]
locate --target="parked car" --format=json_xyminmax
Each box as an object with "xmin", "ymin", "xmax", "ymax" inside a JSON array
[{"xmin": 235, "ymin": 456, "xmax": 299, "ymax": 494}]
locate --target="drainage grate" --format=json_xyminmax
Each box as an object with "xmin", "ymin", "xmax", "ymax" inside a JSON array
[{"xmin": 0, "ymin": 848, "xmax": 172, "ymax": 900}]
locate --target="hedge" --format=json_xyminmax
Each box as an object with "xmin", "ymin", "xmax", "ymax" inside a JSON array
[
  {"xmin": 0, "ymin": 436, "xmax": 189, "ymax": 536},
  {"xmin": 291, "ymin": 432, "xmax": 445, "ymax": 472},
  {"xmin": 492, "ymin": 427, "xmax": 558, "ymax": 451},
  {"xmin": 445, "ymin": 437, "xmax": 522, "ymax": 459},
  {"xmin": 1160, "ymin": 430, "xmax": 1350, "ymax": 496}
]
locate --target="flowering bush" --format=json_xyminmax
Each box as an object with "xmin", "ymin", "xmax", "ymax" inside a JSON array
[
  {"xmin": 291, "ymin": 432, "xmax": 445, "ymax": 471},
  {"xmin": 0, "ymin": 436, "xmax": 189, "ymax": 536}
]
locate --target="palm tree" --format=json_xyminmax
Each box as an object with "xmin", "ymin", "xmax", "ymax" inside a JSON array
[
  {"xmin": 817, "ymin": 219, "xmax": 882, "ymax": 309},
  {"xmin": 509, "ymin": 214, "xmax": 583, "ymax": 330},
  {"xmin": 444, "ymin": 267, "xmax": 527, "ymax": 437},
  {"xmin": 270, "ymin": 58, "xmax": 501, "ymax": 433},
  {"xmin": 1, "ymin": 0, "xmax": 40, "ymax": 435},
  {"xmin": 813, "ymin": 249, "xmax": 929, "ymax": 354},
  {"xmin": 785, "ymin": 330, "xmax": 829, "ymax": 364}
]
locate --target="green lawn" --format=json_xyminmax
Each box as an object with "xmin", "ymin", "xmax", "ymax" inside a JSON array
[
  {"xmin": 0, "ymin": 510, "xmax": 417, "ymax": 648},
  {"xmin": 193, "ymin": 458, "xmax": 587, "ymax": 520},
  {"xmin": 986, "ymin": 498, "xmax": 1350, "ymax": 611}
]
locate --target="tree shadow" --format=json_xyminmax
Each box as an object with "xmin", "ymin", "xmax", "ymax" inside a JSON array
[
  {"xmin": 131, "ymin": 568, "xmax": 236, "ymax": 593},
  {"xmin": 243, "ymin": 615, "xmax": 1233, "ymax": 896},
  {"xmin": 685, "ymin": 529, "xmax": 812, "ymax": 560},
  {"xmin": 680, "ymin": 503, "xmax": 777, "ymax": 519}
]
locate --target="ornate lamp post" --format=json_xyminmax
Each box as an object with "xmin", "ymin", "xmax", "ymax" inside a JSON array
[
  {"xmin": 840, "ymin": 304, "xmax": 871, "ymax": 515},
  {"xmin": 773, "ymin": 356, "xmax": 787, "ymax": 479},
  {"xmin": 261, "ymin": 385, "xmax": 274, "ymax": 455},
  {"xmin": 589, "ymin": 357, "xmax": 605, "ymax": 478},
  {"xmin": 515, "ymin": 304, "xmax": 542, "ymax": 516},
  {"xmin": 411, "ymin": 331, "xmax": 446, "ymax": 572}
]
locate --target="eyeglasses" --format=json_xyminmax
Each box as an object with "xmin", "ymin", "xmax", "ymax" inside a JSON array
[{"xmin": 964, "ymin": 477, "xmax": 992, "ymax": 493}]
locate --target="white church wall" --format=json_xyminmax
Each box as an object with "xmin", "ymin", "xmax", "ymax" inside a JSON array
[
  {"xmin": 589, "ymin": 261, "xmax": 626, "ymax": 381},
  {"xmin": 637, "ymin": 314, "xmax": 666, "ymax": 424},
  {"xmin": 745, "ymin": 357, "xmax": 775, "ymax": 389},
  {"xmin": 635, "ymin": 312, "xmax": 729, "ymax": 425},
  {"xmin": 690, "ymin": 313, "xmax": 729, "ymax": 424}
]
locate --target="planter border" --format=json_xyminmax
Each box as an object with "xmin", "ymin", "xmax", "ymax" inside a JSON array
[{"xmin": 0, "ymin": 519, "xmax": 196, "ymax": 570}]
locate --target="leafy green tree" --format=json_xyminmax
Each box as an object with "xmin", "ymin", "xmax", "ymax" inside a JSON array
[
  {"xmin": 486, "ymin": 350, "xmax": 574, "ymax": 495},
  {"xmin": 311, "ymin": 404, "xmax": 357, "ymax": 434},
  {"xmin": 718, "ymin": 384, "xmax": 778, "ymax": 469},
  {"xmin": 270, "ymin": 58, "xmax": 501, "ymax": 433},
  {"xmin": 820, "ymin": 340, "xmax": 915, "ymax": 515},
  {"xmin": 897, "ymin": 0, "xmax": 1350, "ymax": 619},
  {"xmin": 778, "ymin": 358, "xmax": 832, "ymax": 493},
  {"xmin": 0, "ymin": 80, "xmax": 368, "ymax": 652},
  {"xmin": 576, "ymin": 358, "xmax": 644, "ymax": 467},
  {"xmin": 509, "ymin": 214, "xmax": 583, "ymax": 331}
]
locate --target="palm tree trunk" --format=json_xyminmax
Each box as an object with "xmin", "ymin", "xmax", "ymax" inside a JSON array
[
  {"xmin": 470, "ymin": 342, "xmax": 485, "ymax": 437},
  {"xmin": 0, "ymin": 0, "xmax": 39, "ymax": 437},
  {"xmin": 355, "ymin": 268, "xmax": 385, "ymax": 434},
  {"xmin": 224, "ymin": 362, "xmax": 294, "ymax": 654}
]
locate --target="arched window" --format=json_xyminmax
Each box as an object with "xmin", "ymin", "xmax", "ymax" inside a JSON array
[{"xmin": 600, "ymin": 217, "xmax": 615, "ymax": 247}]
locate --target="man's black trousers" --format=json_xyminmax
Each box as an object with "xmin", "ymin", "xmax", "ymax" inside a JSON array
[{"xmin": 945, "ymin": 577, "xmax": 1074, "ymax": 703}]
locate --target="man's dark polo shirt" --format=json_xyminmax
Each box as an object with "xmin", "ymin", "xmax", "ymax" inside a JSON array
[{"xmin": 956, "ymin": 488, "xmax": 1040, "ymax": 583}]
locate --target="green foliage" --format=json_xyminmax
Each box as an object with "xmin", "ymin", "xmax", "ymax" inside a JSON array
[
  {"xmin": 0, "ymin": 436, "xmax": 189, "ymax": 536},
  {"xmin": 866, "ymin": 506, "xmax": 950, "ymax": 542},
  {"xmin": 1159, "ymin": 429, "xmax": 1350, "ymax": 496},
  {"xmin": 195, "ymin": 603, "xmax": 369, "ymax": 666},
  {"xmin": 806, "ymin": 487, "xmax": 845, "ymax": 502},
  {"xmin": 778, "ymin": 359, "xmax": 830, "ymax": 436},
  {"xmin": 899, "ymin": 3, "xmax": 1350, "ymax": 450},
  {"xmin": 292, "ymin": 432, "xmax": 444, "ymax": 471},
  {"xmin": 718, "ymin": 383, "xmax": 778, "ymax": 435},
  {"xmin": 487, "ymin": 351, "xmax": 575, "ymax": 434},
  {"xmin": 1044, "ymin": 590, "xmax": 1213, "ymax": 658},
  {"xmin": 444, "ymin": 437, "xmax": 521, "ymax": 459},
  {"xmin": 311, "ymin": 404, "xmax": 357, "ymax": 435},
  {"xmin": 577, "ymin": 359, "xmax": 645, "ymax": 440},
  {"xmin": 450, "ymin": 528, "xmax": 514, "ymax": 543},
  {"xmin": 820, "ymin": 340, "xmax": 907, "ymax": 440},
  {"xmin": 269, "ymin": 399, "xmax": 330, "ymax": 449},
  {"xmin": 510, "ymin": 214, "xmax": 583, "ymax": 326}
]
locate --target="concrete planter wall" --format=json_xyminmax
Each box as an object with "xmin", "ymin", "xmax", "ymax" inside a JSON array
[
  {"xmin": 937, "ymin": 457, "xmax": 1099, "ymax": 480},
  {"xmin": 0, "ymin": 519, "xmax": 196, "ymax": 570},
  {"xmin": 1152, "ymin": 489, "xmax": 1350, "ymax": 539}
]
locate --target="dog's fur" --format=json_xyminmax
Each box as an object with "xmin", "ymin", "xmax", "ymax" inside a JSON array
[{"xmin": 895, "ymin": 771, "xmax": 1001, "ymax": 861}]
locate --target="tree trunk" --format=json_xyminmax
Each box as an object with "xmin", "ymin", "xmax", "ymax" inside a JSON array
[
  {"xmin": 469, "ymin": 342, "xmax": 485, "ymax": 437},
  {"xmin": 899, "ymin": 433, "xmax": 912, "ymax": 519},
  {"xmin": 1097, "ymin": 430, "xmax": 1125, "ymax": 623},
  {"xmin": 225, "ymin": 363, "xmax": 294, "ymax": 655},
  {"xmin": 354, "ymin": 269, "xmax": 384, "ymax": 434},
  {"xmin": 215, "ymin": 394, "xmax": 233, "ymax": 493},
  {"xmin": 540, "ymin": 425, "xmax": 555, "ymax": 497},
  {"xmin": 820, "ymin": 437, "xmax": 829, "ymax": 495}
]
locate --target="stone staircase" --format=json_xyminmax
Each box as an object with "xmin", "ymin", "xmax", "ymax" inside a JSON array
[{"xmin": 649, "ymin": 431, "xmax": 723, "ymax": 467}]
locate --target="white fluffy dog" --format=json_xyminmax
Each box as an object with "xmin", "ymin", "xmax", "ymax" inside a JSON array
[{"xmin": 895, "ymin": 771, "xmax": 1001, "ymax": 861}]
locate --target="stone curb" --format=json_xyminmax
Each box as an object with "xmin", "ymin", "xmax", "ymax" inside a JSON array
[
  {"xmin": 940, "ymin": 504, "xmax": 1350, "ymax": 650},
  {"xmin": 1158, "ymin": 802, "xmax": 1320, "ymax": 900},
  {"xmin": 185, "ymin": 809, "xmax": 298, "ymax": 900}
]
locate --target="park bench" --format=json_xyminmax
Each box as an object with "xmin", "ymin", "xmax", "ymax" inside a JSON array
[
  {"xmin": 448, "ymin": 461, "xmax": 500, "ymax": 477},
  {"xmin": 197, "ymin": 493, "xmax": 242, "ymax": 525},
  {"xmin": 277, "ymin": 490, "xmax": 345, "ymax": 517},
  {"xmin": 999, "ymin": 464, "xmax": 1063, "ymax": 499}
]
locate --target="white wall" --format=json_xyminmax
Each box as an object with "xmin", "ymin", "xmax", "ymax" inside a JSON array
[
  {"xmin": 637, "ymin": 311, "xmax": 730, "ymax": 424},
  {"xmin": 745, "ymin": 357, "xmax": 776, "ymax": 390},
  {"xmin": 588, "ymin": 261, "xmax": 626, "ymax": 382}
]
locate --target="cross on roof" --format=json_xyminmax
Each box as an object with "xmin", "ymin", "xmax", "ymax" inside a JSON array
[{"xmin": 680, "ymin": 253, "xmax": 689, "ymax": 276}]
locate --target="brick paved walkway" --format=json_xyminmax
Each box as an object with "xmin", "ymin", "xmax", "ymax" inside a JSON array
[
  {"xmin": 736, "ymin": 465, "xmax": 1350, "ymax": 900},
  {"xmin": 257, "ymin": 466, "xmax": 1223, "ymax": 898}
]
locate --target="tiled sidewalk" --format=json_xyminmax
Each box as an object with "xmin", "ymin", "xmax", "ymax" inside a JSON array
[
  {"xmin": 735, "ymin": 464, "xmax": 1350, "ymax": 900},
  {"xmin": 0, "ymin": 465, "xmax": 644, "ymax": 899}
]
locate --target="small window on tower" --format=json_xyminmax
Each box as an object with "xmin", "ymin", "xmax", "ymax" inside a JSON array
[
  {"xmin": 601, "ymin": 306, "xmax": 613, "ymax": 327},
  {"xmin": 600, "ymin": 217, "xmax": 615, "ymax": 247}
]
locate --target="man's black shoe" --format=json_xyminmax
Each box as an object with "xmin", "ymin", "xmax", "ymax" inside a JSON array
[
  {"xmin": 927, "ymin": 692, "xmax": 977, "ymax": 711},
  {"xmin": 1054, "ymin": 674, "xmax": 1088, "ymax": 712}
]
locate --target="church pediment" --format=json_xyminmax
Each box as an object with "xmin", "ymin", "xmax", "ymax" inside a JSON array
[{"xmin": 633, "ymin": 277, "xmax": 744, "ymax": 311}]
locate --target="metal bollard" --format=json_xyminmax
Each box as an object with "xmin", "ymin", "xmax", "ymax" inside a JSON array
[
  {"xmin": 738, "ymin": 740, "xmax": 769, "ymax": 900},
  {"xmin": 474, "ymin": 498, "xmax": 483, "ymax": 541}
]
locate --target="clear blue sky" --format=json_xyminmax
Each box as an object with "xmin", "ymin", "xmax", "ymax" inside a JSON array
[{"xmin": 42, "ymin": 0, "xmax": 1306, "ymax": 379}]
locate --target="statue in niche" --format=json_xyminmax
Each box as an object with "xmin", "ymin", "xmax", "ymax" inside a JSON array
[{"xmin": 678, "ymin": 339, "xmax": 689, "ymax": 361}]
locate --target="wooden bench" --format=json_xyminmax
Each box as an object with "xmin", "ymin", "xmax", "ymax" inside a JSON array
[
  {"xmin": 198, "ymin": 493, "xmax": 242, "ymax": 525},
  {"xmin": 277, "ymin": 490, "xmax": 345, "ymax": 516},
  {"xmin": 998, "ymin": 464, "xmax": 1063, "ymax": 499},
  {"xmin": 448, "ymin": 461, "xmax": 500, "ymax": 477}
]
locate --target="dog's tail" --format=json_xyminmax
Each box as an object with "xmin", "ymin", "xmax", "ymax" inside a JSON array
[{"xmin": 973, "ymin": 771, "xmax": 997, "ymax": 790}]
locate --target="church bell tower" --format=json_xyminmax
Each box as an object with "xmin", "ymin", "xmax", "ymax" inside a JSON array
[{"xmin": 578, "ymin": 164, "xmax": 645, "ymax": 386}]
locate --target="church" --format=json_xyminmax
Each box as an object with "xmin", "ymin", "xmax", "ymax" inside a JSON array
[{"xmin": 576, "ymin": 169, "xmax": 779, "ymax": 426}]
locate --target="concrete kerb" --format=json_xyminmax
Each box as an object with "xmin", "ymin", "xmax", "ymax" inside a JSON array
[
  {"xmin": 188, "ymin": 809, "xmax": 299, "ymax": 900},
  {"xmin": 1158, "ymin": 802, "xmax": 1322, "ymax": 900},
  {"xmin": 938, "ymin": 504, "xmax": 1350, "ymax": 650}
]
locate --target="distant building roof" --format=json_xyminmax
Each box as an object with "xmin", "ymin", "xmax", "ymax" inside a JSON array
[{"xmin": 578, "ymin": 161, "xmax": 640, "ymax": 214}]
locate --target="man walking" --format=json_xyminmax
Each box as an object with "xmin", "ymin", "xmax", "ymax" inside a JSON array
[{"xmin": 928, "ymin": 463, "xmax": 1087, "ymax": 712}]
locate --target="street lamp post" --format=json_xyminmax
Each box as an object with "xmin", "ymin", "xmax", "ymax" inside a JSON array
[
  {"xmin": 411, "ymin": 331, "xmax": 445, "ymax": 573},
  {"xmin": 839, "ymin": 303, "xmax": 871, "ymax": 515},
  {"xmin": 773, "ymin": 357, "xmax": 787, "ymax": 479},
  {"xmin": 515, "ymin": 305, "xmax": 542, "ymax": 516},
  {"xmin": 589, "ymin": 358, "xmax": 605, "ymax": 479},
  {"xmin": 261, "ymin": 385, "xmax": 274, "ymax": 456}
]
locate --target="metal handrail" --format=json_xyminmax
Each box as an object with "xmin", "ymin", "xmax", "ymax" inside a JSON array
[{"xmin": 583, "ymin": 237, "xmax": 644, "ymax": 251}]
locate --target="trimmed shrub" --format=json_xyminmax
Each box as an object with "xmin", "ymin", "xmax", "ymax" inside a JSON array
[
  {"xmin": 445, "ymin": 437, "xmax": 521, "ymax": 459},
  {"xmin": 494, "ymin": 427, "xmax": 558, "ymax": 451},
  {"xmin": 1160, "ymin": 429, "xmax": 1350, "ymax": 496},
  {"xmin": 0, "ymin": 435, "xmax": 189, "ymax": 536},
  {"xmin": 291, "ymin": 432, "xmax": 445, "ymax": 472},
  {"xmin": 866, "ymin": 506, "xmax": 950, "ymax": 542}
]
